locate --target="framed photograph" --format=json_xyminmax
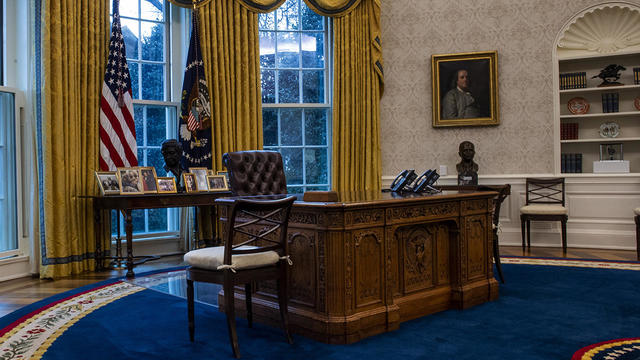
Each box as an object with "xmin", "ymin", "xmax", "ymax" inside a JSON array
[
  {"xmin": 183, "ymin": 173, "xmax": 198, "ymax": 193},
  {"xmin": 207, "ymin": 169, "xmax": 215, "ymax": 176},
  {"xmin": 156, "ymin": 177, "xmax": 177, "ymax": 193},
  {"xmin": 207, "ymin": 175, "xmax": 229, "ymax": 192},
  {"xmin": 216, "ymin": 170, "xmax": 229, "ymax": 184},
  {"xmin": 117, "ymin": 167, "xmax": 143, "ymax": 195},
  {"xmin": 431, "ymin": 51, "xmax": 499, "ymax": 127},
  {"xmin": 600, "ymin": 143, "xmax": 623, "ymax": 161},
  {"xmin": 189, "ymin": 167, "xmax": 209, "ymax": 192},
  {"xmin": 139, "ymin": 167, "xmax": 158, "ymax": 193},
  {"xmin": 95, "ymin": 171, "xmax": 120, "ymax": 195}
]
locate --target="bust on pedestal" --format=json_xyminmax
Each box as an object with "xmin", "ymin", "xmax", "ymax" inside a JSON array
[
  {"xmin": 457, "ymin": 141, "xmax": 478, "ymax": 186},
  {"xmin": 161, "ymin": 139, "xmax": 187, "ymax": 191}
]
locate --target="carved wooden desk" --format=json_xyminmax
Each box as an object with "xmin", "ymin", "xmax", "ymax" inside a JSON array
[
  {"xmin": 217, "ymin": 190, "xmax": 498, "ymax": 344},
  {"xmin": 90, "ymin": 192, "xmax": 230, "ymax": 277}
]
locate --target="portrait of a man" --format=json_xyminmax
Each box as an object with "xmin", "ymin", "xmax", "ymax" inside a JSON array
[{"xmin": 432, "ymin": 51, "xmax": 499, "ymax": 127}]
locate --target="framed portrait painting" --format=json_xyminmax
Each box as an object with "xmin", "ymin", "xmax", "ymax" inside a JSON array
[{"xmin": 431, "ymin": 51, "xmax": 499, "ymax": 127}]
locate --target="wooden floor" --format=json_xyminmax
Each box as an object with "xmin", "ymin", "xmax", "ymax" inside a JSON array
[{"xmin": 0, "ymin": 246, "xmax": 637, "ymax": 318}]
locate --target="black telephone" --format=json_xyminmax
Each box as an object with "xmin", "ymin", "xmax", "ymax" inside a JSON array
[
  {"xmin": 412, "ymin": 169, "xmax": 440, "ymax": 193},
  {"xmin": 390, "ymin": 169, "xmax": 417, "ymax": 192}
]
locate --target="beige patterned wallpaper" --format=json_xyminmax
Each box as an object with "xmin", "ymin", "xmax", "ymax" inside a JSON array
[{"xmin": 379, "ymin": 0, "xmax": 637, "ymax": 177}]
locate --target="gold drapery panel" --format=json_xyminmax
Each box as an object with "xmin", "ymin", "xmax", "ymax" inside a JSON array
[
  {"xmin": 41, "ymin": 0, "xmax": 109, "ymax": 278},
  {"xmin": 331, "ymin": 0, "xmax": 382, "ymax": 192},
  {"xmin": 198, "ymin": 1, "xmax": 263, "ymax": 171}
]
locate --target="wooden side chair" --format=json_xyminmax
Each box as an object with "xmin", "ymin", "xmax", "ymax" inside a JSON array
[
  {"xmin": 184, "ymin": 195, "xmax": 296, "ymax": 358},
  {"xmin": 520, "ymin": 177, "xmax": 568, "ymax": 253}
]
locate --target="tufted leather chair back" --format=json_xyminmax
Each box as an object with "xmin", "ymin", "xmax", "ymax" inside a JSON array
[{"xmin": 222, "ymin": 151, "xmax": 287, "ymax": 196}]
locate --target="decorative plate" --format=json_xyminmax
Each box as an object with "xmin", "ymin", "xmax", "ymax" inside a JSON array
[
  {"xmin": 635, "ymin": 96, "xmax": 640, "ymax": 111},
  {"xmin": 567, "ymin": 97, "xmax": 590, "ymax": 114},
  {"xmin": 599, "ymin": 122, "xmax": 620, "ymax": 138}
]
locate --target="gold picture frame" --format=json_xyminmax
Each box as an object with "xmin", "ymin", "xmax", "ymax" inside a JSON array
[
  {"xmin": 156, "ymin": 177, "xmax": 177, "ymax": 193},
  {"xmin": 207, "ymin": 175, "xmax": 229, "ymax": 192},
  {"xmin": 139, "ymin": 167, "xmax": 158, "ymax": 193},
  {"xmin": 95, "ymin": 171, "xmax": 120, "ymax": 195},
  {"xmin": 183, "ymin": 173, "xmax": 198, "ymax": 193},
  {"xmin": 431, "ymin": 51, "xmax": 499, "ymax": 127},
  {"xmin": 117, "ymin": 167, "xmax": 143, "ymax": 195}
]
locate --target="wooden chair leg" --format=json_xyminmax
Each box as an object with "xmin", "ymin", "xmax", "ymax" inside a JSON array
[
  {"xmin": 187, "ymin": 279, "xmax": 195, "ymax": 342},
  {"xmin": 277, "ymin": 267, "xmax": 293, "ymax": 344},
  {"xmin": 224, "ymin": 276, "xmax": 241, "ymax": 359},
  {"xmin": 521, "ymin": 215, "xmax": 526, "ymax": 252},
  {"xmin": 493, "ymin": 232, "xmax": 504, "ymax": 283},
  {"xmin": 245, "ymin": 283, "xmax": 253, "ymax": 328},
  {"xmin": 526, "ymin": 219, "xmax": 531, "ymax": 249},
  {"xmin": 635, "ymin": 215, "xmax": 640, "ymax": 261},
  {"xmin": 561, "ymin": 217, "xmax": 567, "ymax": 255}
]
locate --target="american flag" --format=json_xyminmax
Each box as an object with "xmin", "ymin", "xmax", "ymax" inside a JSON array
[{"xmin": 99, "ymin": 0, "xmax": 137, "ymax": 171}]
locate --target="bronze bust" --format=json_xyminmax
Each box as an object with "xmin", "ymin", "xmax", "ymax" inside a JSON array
[
  {"xmin": 161, "ymin": 139, "xmax": 187, "ymax": 191},
  {"xmin": 456, "ymin": 141, "xmax": 478, "ymax": 185}
]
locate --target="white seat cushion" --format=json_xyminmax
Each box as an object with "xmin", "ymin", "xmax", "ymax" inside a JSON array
[
  {"xmin": 184, "ymin": 245, "xmax": 280, "ymax": 271},
  {"xmin": 634, "ymin": 207, "xmax": 640, "ymax": 216},
  {"xmin": 520, "ymin": 204, "xmax": 568, "ymax": 215}
]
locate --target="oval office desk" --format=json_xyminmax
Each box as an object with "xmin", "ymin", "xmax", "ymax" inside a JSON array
[{"xmin": 217, "ymin": 189, "xmax": 499, "ymax": 344}]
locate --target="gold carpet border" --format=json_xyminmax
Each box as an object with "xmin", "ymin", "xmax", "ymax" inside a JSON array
[
  {"xmin": 0, "ymin": 281, "xmax": 144, "ymax": 360},
  {"xmin": 501, "ymin": 256, "xmax": 640, "ymax": 271},
  {"xmin": 578, "ymin": 339, "xmax": 640, "ymax": 359}
]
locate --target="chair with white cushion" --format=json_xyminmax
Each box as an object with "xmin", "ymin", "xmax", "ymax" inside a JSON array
[
  {"xmin": 635, "ymin": 208, "xmax": 640, "ymax": 260},
  {"xmin": 520, "ymin": 177, "xmax": 568, "ymax": 254},
  {"xmin": 185, "ymin": 195, "xmax": 296, "ymax": 359}
]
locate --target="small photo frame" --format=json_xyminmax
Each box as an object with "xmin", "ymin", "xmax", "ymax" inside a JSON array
[
  {"xmin": 189, "ymin": 167, "xmax": 209, "ymax": 192},
  {"xmin": 600, "ymin": 143, "xmax": 623, "ymax": 161},
  {"xmin": 207, "ymin": 169, "xmax": 215, "ymax": 176},
  {"xmin": 183, "ymin": 173, "xmax": 198, "ymax": 193},
  {"xmin": 156, "ymin": 177, "xmax": 177, "ymax": 193},
  {"xmin": 117, "ymin": 167, "xmax": 143, "ymax": 194},
  {"xmin": 95, "ymin": 171, "xmax": 120, "ymax": 195},
  {"xmin": 139, "ymin": 167, "xmax": 158, "ymax": 193},
  {"xmin": 207, "ymin": 175, "xmax": 229, "ymax": 192},
  {"xmin": 216, "ymin": 170, "xmax": 229, "ymax": 184}
]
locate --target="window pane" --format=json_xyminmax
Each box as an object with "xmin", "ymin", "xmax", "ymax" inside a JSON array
[
  {"xmin": 259, "ymin": 12, "xmax": 275, "ymax": 30},
  {"xmin": 129, "ymin": 62, "xmax": 140, "ymax": 99},
  {"xmin": 301, "ymin": 5, "xmax": 323, "ymax": 30},
  {"xmin": 304, "ymin": 185, "xmax": 329, "ymax": 191},
  {"xmin": 134, "ymin": 106, "xmax": 144, "ymax": 143},
  {"xmin": 0, "ymin": 91, "xmax": 16, "ymax": 253},
  {"xmin": 277, "ymin": 32, "xmax": 300, "ymax": 68},
  {"xmin": 304, "ymin": 109, "xmax": 327, "ymax": 145},
  {"xmin": 121, "ymin": 19, "xmax": 139, "ymax": 60},
  {"xmin": 261, "ymin": 70, "xmax": 276, "ymax": 103},
  {"xmin": 141, "ymin": 21, "xmax": 164, "ymax": 62},
  {"xmin": 259, "ymin": 32, "xmax": 275, "ymax": 68},
  {"xmin": 278, "ymin": 70, "xmax": 299, "ymax": 103},
  {"xmin": 302, "ymin": 70, "xmax": 324, "ymax": 103},
  {"xmin": 277, "ymin": 0, "xmax": 299, "ymax": 30},
  {"xmin": 146, "ymin": 106, "xmax": 167, "ymax": 145},
  {"xmin": 132, "ymin": 209, "xmax": 145, "ymax": 234},
  {"xmin": 281, "ymin": 148, "xmax": 303, "ymax": 184},
  {"xmin": 141, "ymin": 0, "xmax": 163, "ymax": 21},
  {"xmin": 280, "ymin": 109, "xmax": 302, "ymax": 145},
  {"xmin": 301, "ymin": 32, "xmax": 324, "ymax": 68},
  {"xmin": 141, "ymin": 63, "xmax": 164, "ymax": 100},
  {"xmin": 147, "ymin": 147, "xmax": 165, "ymax": 174},
  {"xmin": 263, "ymin": 109, "xmax": 278, "ymax": 146},
  {"xmin": 287, "ymin": 186, "xmax": 303, "ymax": 194},
  {"xmin": 118, "ymin": 1, "xmax": 139, "ymax": 18},
  {"xmin": 148, "ymin": 208, "xmax": 168, "ymax": 232},
  {"xmin": 137, "ymin": 147, "xmax": 144, "ymax": 164},
  {"xmin": 305, "ymin": 148, "xmax": 328, "ymax": 184}
]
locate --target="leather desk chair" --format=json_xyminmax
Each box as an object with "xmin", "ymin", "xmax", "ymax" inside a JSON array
[{"xmin": 222, "ymin": 150, "xmax": 287, "ymax": 196}]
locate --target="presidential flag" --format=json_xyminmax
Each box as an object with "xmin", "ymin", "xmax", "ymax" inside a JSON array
[
  {"xmin": 99, "ymin": 0, "xmax": 137, "ymax": 171},
  {"xmin": 179, "ymin": 12, "xmax": 212, "ymax": 169}
]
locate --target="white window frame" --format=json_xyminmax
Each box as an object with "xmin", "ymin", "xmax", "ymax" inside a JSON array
[{"xmin": 260, "ymin": 2, "xmax": 333, "ymax": 193}]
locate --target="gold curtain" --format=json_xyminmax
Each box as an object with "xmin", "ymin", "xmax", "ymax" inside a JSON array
[
  {"xmin": 198, "ymin": 0, "xmax": 263, "ymax": 171},
  {"xmin": 303, "ymin": 0, "xmax": 361, "ymax": 16},
  {"xmin": 327, "ymin": 0, "xmax": 383, "ymax": 192},
  {"xmin": 41, "ymin": 0, "xmax": 108, "ymax": 278},
  {"xmin": 236, "ymin": 0, "xmax": 286, "ymax": 13}
]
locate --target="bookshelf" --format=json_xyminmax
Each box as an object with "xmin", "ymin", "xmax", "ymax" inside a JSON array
[{"xmin": 554, "ymin": 3, "xmax": 640, "ymax": 175}]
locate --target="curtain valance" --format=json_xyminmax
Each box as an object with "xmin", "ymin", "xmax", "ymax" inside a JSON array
[
  {"xmin": 236, "ymin": 0, "xmax": 286, "ymax": 13},
  {"xmin": 303, "ymin": 0, "xmax": 362, "ymax": 17}
]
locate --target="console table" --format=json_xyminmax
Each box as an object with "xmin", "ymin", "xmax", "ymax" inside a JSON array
[
  {"xmin": 217, "ymin": 189, "xmax": 498, "ymax": 344},
  {"xmin": 90, "ymin": 192, "xmax": 230, "ymax": 277}
]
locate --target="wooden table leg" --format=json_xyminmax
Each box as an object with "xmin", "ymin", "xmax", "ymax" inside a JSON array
[{"xmin": 124, "ymin": 209, "xmax": 134, "ymax": 277}]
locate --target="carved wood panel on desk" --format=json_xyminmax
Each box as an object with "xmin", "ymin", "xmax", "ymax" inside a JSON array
[{"xmin": 215, "ymin": 191, "xmax": 498, "ymax": 344}]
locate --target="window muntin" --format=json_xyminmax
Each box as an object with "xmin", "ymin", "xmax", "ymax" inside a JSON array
[
  {"xmin": 111, "ymin": 0, "xmax": 179, "ymax": 237},
  {"xmin": 259, "ymin": 0, "xmax": 331, "ymax": 194}
]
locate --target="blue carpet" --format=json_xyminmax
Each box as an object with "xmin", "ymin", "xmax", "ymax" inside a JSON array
[{"xmin": 6, "ymin": 263, "xmax": 640, "ymax": 359}]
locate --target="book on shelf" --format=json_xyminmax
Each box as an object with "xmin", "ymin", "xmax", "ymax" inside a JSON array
[
  {"xmin": 634, "ymin": 67, "xmax": 640, "ymax": 85},
  {"xmin": 601, "ymin": 92, "xmax": 619, "ymax": 113},
  {"xmin": 560, "ymin": 123, "xmax": 578, "ymax": 140},
  {"xmin": 561, "ymin": 153, "xmax": 583, "ymax": 173},
  {"xmin": 559, "ymin": 72, "xmax": 587, "ymax": 90}
]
